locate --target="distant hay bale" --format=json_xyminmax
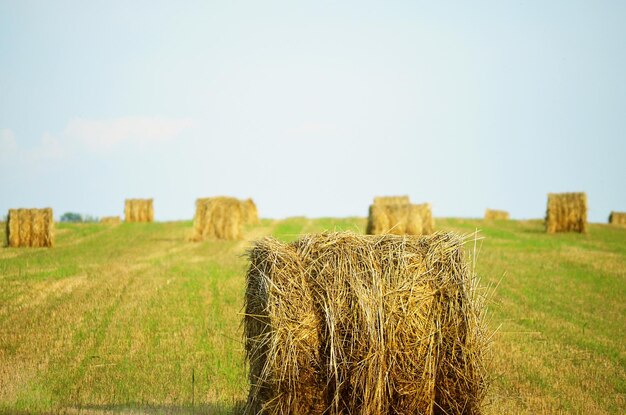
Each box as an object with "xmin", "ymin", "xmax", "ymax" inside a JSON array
[
  {"xmin": 366, "ymin": 204, "xmax": 423, "ymax": 235},
  {"xmin": 240, "ymin": 198, "xmax": 259, "ymax": 225},
  {"xmin": 244, "ymin": 232, "xmax": 488, "ymax": 415},
  {"xmin": 484, "ymin": 209, "xmax": 510, "ymax": 220},
  {"xmin": 6, "ymin": 208, "xmax": 54, "ymax": 248},
  {"xmin": 192, "ymin": 197, "xmax": 243, "ymax": 241},
  {"xmin": 100, "ymin": 216, "xmax": 121, "ymax": 225},
  {"xmin": 545, "ymin": 192, "xmax": 587, "ymax": 234},
  {"xmin": 373, "ymin": 195, "xmax": 410, "ymax": 205},
  {"xmin": 609, "ymin": 211, "xmax": 626, "ymax": 226},
  {"xmin": 124, "ymin": 199, "xmax": 154, "ymax": 223},
  {"xmin": 414, "ymin": 202, "xmax": 435, "ymax": 234},
  {"xmin": 368, "ymin": 196, "xmax": 434, "ymax": 235}
]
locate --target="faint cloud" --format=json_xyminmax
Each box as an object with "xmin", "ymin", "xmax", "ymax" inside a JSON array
[
  {"xmin": 63, "ymin": 116, "xmax": 194, "ymax": 151},
  {"xmin": 1, "ymin": 117, "xmax": 193, "ymax": 162},
  {"xmin": 31, "ymin": 133, "xmax": 66, "ymax": 160}
]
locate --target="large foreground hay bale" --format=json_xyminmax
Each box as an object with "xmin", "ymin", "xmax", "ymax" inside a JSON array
[
  {"xmin": 373, "ymin": 195, "xmax": 410, "ymax": 205},
  {"xmin": 609, "ymin": 211, "xmax": 626, "ymax": 226},
  {"xmin": 192, "ymin": 197, "xmax": 243, "ymax": 241},
  {"xmin": 244, "ymin": 232, "xmax": 488, "ymax": 415},
  {"xmin": 6, "ymin": 208, "xmax": 54, "ymax": 247},
  {"xmin": 241, "ymin": 198, "xmax": 259, "ymax": 225},
  {"xmin": 124, "ymin": 199, "xmax": 154, "ymax": 223},
  {"xmin": 484, "ymin": 209, "xmax": 510, "ymax": 220},
  {"xmin": 366, "ymin": 204, "xmax": 423, "ymax": 235},
  {"xmin": 545, "ymin": 192, "xmax": 587, "ymax": 234},
  {"xmin": 100, "ymin": 216, "xmax": 121, "ymax": 225}
]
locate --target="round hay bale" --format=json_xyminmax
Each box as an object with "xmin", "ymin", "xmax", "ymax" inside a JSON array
[
  {"xmin": 191, "ymin": 197, "xmax": 243, "ymax": 241},
  {"xmin": 6, "ymin": 208, "xmax": 54, "ymax": 248},
  {"xmin": 367, "ymin": 204, "xmax": 423, "ymax": 236},
  {"xmin": 484, "ymin": 209, "xmax": 510, "ymax": 221},
  {"xmin": 545, "ymin": 192, "xmax": 587, "ymax": 234},
  {"xmin": 609, "ymin": 211, "xmax": 626, "ymax": 226},
  {"xmin": 244, "ymin": 232, "xmax": 489, "ymax": 414},
  {"xmin": 124, "ymin": 199, "xmax": 154, "ymax": 223}
]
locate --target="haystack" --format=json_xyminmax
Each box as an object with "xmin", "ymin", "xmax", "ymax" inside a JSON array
[
  {"xmin": 240, "ymin": 198, "xmax": 259, "ymax": 225},
  {"xmin": 124, "ymin": 199, "xmax": 154, "ymax": 223},
  {"xmin": 192, "ymin": 197, "xmax": 243, "ymax": 241},
  {"xmin": 6, "ymin": 208, "xmax": 54, "ymax": 247},
  {"xmin": 366, "ymin": 204, "xmax": 423, "ymax": 235},
  {"xmin": 414, "ymin": 202, "xmax": 435, "ymax": 234},
  {"xmin": 484, "ymin": 209, "xmax": 510, "ymax": 220},
  {"xmin": 373, "ymin": 195, "xmax": 410, "ymax": 206},
  {"xmin": 100, "ymin": 216, "xmax": 121, "ymax": 225},
  {"xmin": 244, "ymin": 232, "xmax": 488, "ymax": 415},
  {"xmin": 609, "ymin": 211, "xmax": 626, "ymax": 226},
  {"xmin": 545, "ymin": 192, "xmax": 587, "ymax": 233},
  {"xmin": 368, "ymin": 196, "xmax": 434, "ymax": 235}
]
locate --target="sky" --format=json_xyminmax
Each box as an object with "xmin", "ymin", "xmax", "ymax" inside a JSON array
[{"xmin": 1, "ymin": 0, "xmax": 625, "ymax": 221}]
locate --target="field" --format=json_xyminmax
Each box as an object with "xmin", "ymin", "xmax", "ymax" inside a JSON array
[{"xmin": 1, "ymin": 217, "xmax": 625, "ymax": 414}]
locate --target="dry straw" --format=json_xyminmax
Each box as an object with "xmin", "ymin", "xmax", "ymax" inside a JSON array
[
  {"xmin": 545, "ymin": 192, "xmax": 587, "ymax": 234},
  {"xmin": 192, "ymin": 197, "xmax": 244, "ymax": 241},
  {"xmin": 6, "ymin": 208, "xmax": 54, "ymax": 247},
  {"xmin": 484, "ymin": 209, "xmax": 510, "ymax": 220},
  {"xmin": 609, "ymin": 211, "xmax": 626, "ymax": 226},
  {"xmin": 367, "ymin": 196, "xmax": 434, "ymax": 235},
  {"xmin": 366, "ymin": 204, "xmax": 423, "ymax": 235},
  {"xmin": 100, "ymin": 216, "xmax": 121, "ymax": 225},
  {"xmin": 241, "ymin": 198, "xmax": 259, "ymax": 225},
  {"xmin": 244, "ymin": 232, "xmax": 489, "ymax": 415},
  {"xmin": 124, "ymin": 199, "xmax": 154, "ymax": 223},
  {"xmin": 373, "ymin": 195, "xmax": 410, "ymax": 205},
  {"xmin": 414, "ymin": 202, "xmax": 435, "ymax": 234}
]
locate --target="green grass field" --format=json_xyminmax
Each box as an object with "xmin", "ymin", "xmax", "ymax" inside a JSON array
[{"xmin": 1, "ymin": 218, "xmax": 624, "ymax": 414}]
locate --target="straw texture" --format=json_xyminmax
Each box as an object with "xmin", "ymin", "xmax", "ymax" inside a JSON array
[
  {"xmin": 609, "ymin": 211, "xmax": 626, "ymax": 226},
  {"xmin": 415, "ymin": 202, "xmax": 435, "ymax": 234},
  {"xmin": 545, "ymin": 192, "xmax": 587, "ymax": 234},
  {"xmin": 124, "ymin": 199, "xmax": 154, "ymax": 223},
  {"xmin": 192, "ymin": 197, "xmax": 244, "ymax": 241},
  {"xmin": 244, "ymin": 232, "xmax": 488, "ymax": 415},
  {"xmin": 373, "ymin": 195, "xmax": 410, "ymax": 206},
  {"xmin": 241, "ymin": 198, "xmax": 260, "ymax": 225},
  {"xmin": 100, "ymin": 216, "xmax": 121, "ymax": 225},
  {"xmin": 484, "ymin": 209, "xmax": 510, "ymax": 220},
  {"xmin": 6, "ymin": 208, "xmax": 54, "ymax": 247},
  {"xmin": 366, "ymin": 204, "xmax": 423, "ymax": 235}
]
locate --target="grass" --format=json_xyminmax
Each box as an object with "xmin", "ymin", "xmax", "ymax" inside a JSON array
[{"xmin": 0, "ymin": 218, "xmax": 624, "ymax": 414}]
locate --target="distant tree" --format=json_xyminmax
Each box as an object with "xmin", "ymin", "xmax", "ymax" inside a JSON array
[
  {"xmin": 60, "ymin": 212, "xmax": 83, "ymax": 223},
  {"xmin": 82, "ymin": 214, "xmax": 99, "ymax": 223}
]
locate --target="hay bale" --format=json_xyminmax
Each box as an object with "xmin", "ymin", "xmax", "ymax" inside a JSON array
[
  {"xmin": 609, "ymin": 211, "xmax": 626, "ymax": 226},
  {"xmin": 124, "ymin": 199, "xmax": 154, "ymax": 223},
  {"xmin": 6, "ymin": 208, "xmax": 54, "ymax": 248},
  {"xmin": 414, "ymin": 202, "xmax": 435, "ymax": 234},
  {"xmin": 484, "ymin": 209, "xmax": 510, "ymax": 220},
  {"xmin": 369, "ymin": 196, "xmax": 434, "ymax": 235},
  {"xmin": 240, "ymin": 198, "xmax": 259, "ymax": 225},
  {"xmin": 244, "ymin": 232, "xmax": 488, "ymax": 415},
  {"xmin": 191, "ymin": 197, "xmax": 243, "ymax": 241},
  {"xmin": 6, "ymin": 209, "xmax": 20, "ymax": 247},
  {"xmin": 545, "ymin": 192, "xmax": 587, "ymax": 234},
  {"xmin": 100, "ymin": 216, "xmax": 121, "ymax": 225},
  {"xmin": 373, "ymin": 195, "xmax": 410, "ymax": 205},
  {"xmin": 366, "ymin": 204, "xmax": 423, "ymax": 235}
]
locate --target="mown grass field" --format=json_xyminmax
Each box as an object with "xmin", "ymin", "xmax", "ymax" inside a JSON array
[{"xmin": 0, "ymin": 217, "xmax": 624, "ymax": 414}]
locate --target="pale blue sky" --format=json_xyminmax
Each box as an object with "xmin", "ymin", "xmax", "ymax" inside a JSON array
[{"xmin": 1, "ymin": 0, "xmax": 624, "ymax": 221}]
